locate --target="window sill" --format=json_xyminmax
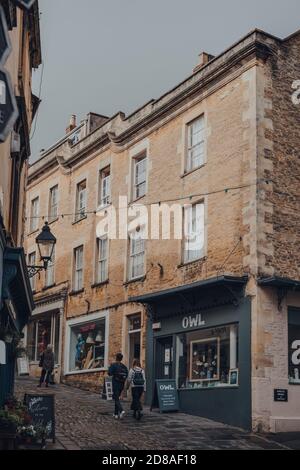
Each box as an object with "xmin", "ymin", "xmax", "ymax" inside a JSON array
[
  {"xmin": 179, "ymin": 385, "xmax": 239, "ymax": 391},
  {"xmin": 42, "ymin": 284, "xmax": 56, "ymax": 292},
  {"xmin": 124, "ymin": 275, "xmax": 146, "ymax": 286},
  {"xmin": 96, "ymin": 203, "xmax": 111, "ymax": 212},
  {"xmin": 69, "ymin": 288, "xmax": 85, "ymax": 297},
  {"xmin": 91, "ymin": 280, "xmax": 109, "ymax": 289},
  {"xmin": 28, "ymin": 228, "xmax": 39, "ymax": 237},
  {"xmin": 181, "ymin": 163, "xmax": 206, "ymax": 178},
  {"xmin": 48, "ymin": 217, "xmax": 59, "ymax": 225},
  {"xmin": 130, "ymin": 195, "xmax": 146, "ymax": 205},
  {"xmin": 72, "ymin": 215, "xmax": 87, "ymax": 225},
  {"xmin": 64, "ymin": 367, "xmax": 107, "ymax": 376},
  {"xmin": 178, "ymin": 256, "xmax": 207, "ymax": 269}
]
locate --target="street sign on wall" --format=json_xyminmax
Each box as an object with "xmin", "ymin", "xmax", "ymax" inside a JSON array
[
  {"xmin": 0, "ymin": 67, "xmax": 18, "ymax": 142},
  {"xmin": 0, "ymin": 6, "xmax": 11, "ymax": 65},
  {"xmin": 12, "ymin": 0, "xmax": 37, "ymax": 10}
]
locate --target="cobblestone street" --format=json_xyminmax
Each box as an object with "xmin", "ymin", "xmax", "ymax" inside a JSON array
[{"xmin": 14, "ymin": 377, "xmax": 297, "ymax": 450}]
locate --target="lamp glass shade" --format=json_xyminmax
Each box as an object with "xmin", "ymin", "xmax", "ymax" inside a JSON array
[
  {"xmin": 86, "ymin": 333, "xmax": 95, "ymax": 344},
  {"xmin": 36, "ymin": 222, "xmax": 56, "ymax": 263},
  {"xmin": 95, "ymin": 331, "xmax": 103, "ymax": 342}
]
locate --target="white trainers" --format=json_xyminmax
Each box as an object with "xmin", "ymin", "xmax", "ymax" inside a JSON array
[
  {"xmin": 113, "ymin": 414, "xmax": 119, "ymax": 419},
  {"xmin": 119, "ymin": 411, "xmax": 125, "ymax": 419}
]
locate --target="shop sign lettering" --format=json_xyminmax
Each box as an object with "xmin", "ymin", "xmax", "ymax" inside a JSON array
[
  {"xmin": 291, "ymin": 340, "xmax": 300, "ymax": 365},
  {"xmin": 292, "ymin": 80, "xmax": 300, "ymax": 105},
  {"xmin": 182, "ymin": 314, "xmax": 205, "ymax": 330}
]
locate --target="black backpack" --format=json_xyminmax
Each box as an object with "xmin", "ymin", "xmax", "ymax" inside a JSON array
[
  {"xmin": 132, "ymin": 369, "xmax": 145, "ymax": 386},
  {"xmin": 114, "ymin": 363, "xmax": 128, "ymax": 383}
]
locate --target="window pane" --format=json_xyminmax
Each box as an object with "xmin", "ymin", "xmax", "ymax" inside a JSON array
[
  {"xmin": 27, "ymin": 322, "xmax": 37, "ymax": 361},
  {"xmin": 37, "ymin": 318, "xmax": 52, "ymax": 358},
  {"xmin": 184, "ymin": 203, "xmax": 204, "ymax": 262},
  {"xmin": 69, "ymin": 319, "xmax": 106, "ymax": 372},
  {"xmin": 176, "ymin": 324, "xmax": 239, "ymax": 389}
]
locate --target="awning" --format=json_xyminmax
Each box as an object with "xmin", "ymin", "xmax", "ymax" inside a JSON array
[
  {"xmin": 258, "ymin": 277, "xmax": 300, "ymax": 291},
  {"xmin": 129, "ymin": 275, "xmax": 248, "ymax": 308},
  {"xmin": 2, "ymin": 247, "xmax": 35, "ymax": 331}
]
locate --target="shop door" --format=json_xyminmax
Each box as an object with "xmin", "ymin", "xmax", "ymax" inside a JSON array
[{"xmin": 156, "ymin": 337, "xmax": 174, "ymax": 380}]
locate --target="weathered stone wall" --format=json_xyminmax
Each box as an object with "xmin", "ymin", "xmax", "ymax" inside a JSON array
[
  {"xmin": 25, "ymin": 61, "xmax": 255, "ymax": 391},
  {"xmin": 251, "ymin": 32, "xmax": 300, "ymax": 432}
]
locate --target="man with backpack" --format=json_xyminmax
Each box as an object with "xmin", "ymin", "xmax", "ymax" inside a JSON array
[
  {"xmin": 126, "ymin": 359, "xmax": 146, "ymax": 420},
  {"xmin": 108, "ymin": 353, "xmax": 128, "ymax": 419}
]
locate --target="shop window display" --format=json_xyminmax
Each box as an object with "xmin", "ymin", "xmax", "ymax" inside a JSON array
[
  {"xmin": 176, "ymin": 324, "xmax": 239, "ymax": 389},
  {"xmin": 69, "ymin": 319, "xmax": 106, "ymax": 372},
  {"xmin": 288, "ymin": 310, "xmax": 300, "ymax": 385}
]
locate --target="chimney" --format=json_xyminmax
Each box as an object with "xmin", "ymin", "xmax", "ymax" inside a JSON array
[
  {"xmin": 66, "ymin": 114, "xmax": 77, "ymax": 134},
  {"xmin": 193, "ymin": 52, "xmax": 214, "ymax": 73}
]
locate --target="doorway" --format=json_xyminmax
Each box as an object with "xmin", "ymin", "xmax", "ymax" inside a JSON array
[{"xmin": 156, "ymin": 336, "xmax": 174, "ymax": 380}]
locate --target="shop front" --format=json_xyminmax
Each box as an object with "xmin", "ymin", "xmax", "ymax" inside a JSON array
[
  {"xmin": 0, "ymin": 247, "xmax": 34, "ymax": 405},
  {"xmin": 131, "ymin": 275, "xmax": 251, "ymax": 429},
  {"xmin": 63, "ymin": 311, "xmax": 109, "ymax": 391}
]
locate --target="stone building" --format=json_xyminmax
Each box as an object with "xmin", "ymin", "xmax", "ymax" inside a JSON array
[
  {"xmin": 24, "ymin": 28, "xmax": 300, "ymax": 433},
  {"xmin": 0, "ymin": 0, "xmax": 41, "ymax": 405}
]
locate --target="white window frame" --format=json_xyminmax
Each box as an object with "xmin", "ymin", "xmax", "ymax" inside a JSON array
[
  {"xmin": 129, "ymin": 229, "xmax": 145, "ymax": 280},
  {"xmin": 96, "ymin": 236, "xmax": 109, "ymax": 283},
  {"xmin": 73, "ymin": 246, "xmax": 84, "ymax": 291},
  {"xmin": 186, "ymin": 115, "xmax": 205, "ymax": 172},
  {"xmin": 75, "ymin": 180, "xmax": 87, "ymax": 222},
  {"xmin": 30, "ymin": 197, "xmax": 39, "ymax": 232},
  {"xmin": 183, "ymin": 202, "xmax": 205, "ymax": 264},
  {"xmin": 64, "ymin": 310, "xmax": 109, "ymax": 375},
  {"xmin": 45, "ymin": 246, "xmax": 55, "ymax": 288},
  {"xmin": 133, "ymin": 154, "xmax": 147, "ymax": 200},
  {"xmin": 99, "ymin": 166, "xmax": 111, "ymax": 207},
  {"xmin": 49, "ymin": 185, "xmax": 58, "ymax": 223}
]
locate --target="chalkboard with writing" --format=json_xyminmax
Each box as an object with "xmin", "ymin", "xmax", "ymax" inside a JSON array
[
  {"xmin": 24, "ymin": 394, "xmax": 55, "ymax": 443},
  {"xmin": 151, "ymin": 380, "xmax": 179, "ymax": 413}
]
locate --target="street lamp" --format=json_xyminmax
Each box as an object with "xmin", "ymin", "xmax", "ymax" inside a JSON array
[{"xmin": 27, "ymin": 222, "xmax": 56, "ymax": 278}]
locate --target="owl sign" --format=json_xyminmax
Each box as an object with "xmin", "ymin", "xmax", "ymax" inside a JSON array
[
  {"xmin": 12, "ymin": 0, "xmax": 37, "ymax": 10},
  {"xmin": 0, "ymin": 67, "xmax": 18, "ymax": 142}
]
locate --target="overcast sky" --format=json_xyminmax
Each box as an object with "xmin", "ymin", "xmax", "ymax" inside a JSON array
[{"xmin": 30, "ymin": 0, "xmax": 300, "ymax": 161}]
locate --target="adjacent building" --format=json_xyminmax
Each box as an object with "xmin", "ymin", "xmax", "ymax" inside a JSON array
[
  {"xmin": 0, "ymin": 0, "xmax": 42, "ymax": 405},
  {"xmin": 24, "ymin": 28, "xmax": 300, "ymax": 433}
]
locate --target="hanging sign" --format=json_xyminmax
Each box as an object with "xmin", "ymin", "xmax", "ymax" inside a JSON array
[
  {"xmin": 17, "ymin": 356, "xmax": 29, "ymax": 375},
  {"xmin": 0, "ymin": 6, "xmax": 11, "ymax": 65},
  {"xmin": 12, "ymin": 0, "xmax": 37, "ymax": 10},
  {"xmin": 0, "ymin": 66, "xmax": 18, "ymax": 142}
]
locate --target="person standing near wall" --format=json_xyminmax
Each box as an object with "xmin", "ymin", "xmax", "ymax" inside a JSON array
[
  {"xmin": 38, "ymin": 345, "xmax": 55, "ymax": 388},
  {"xmin": 108, "ymin": 353, "xmax": 128, "ymax": 419}
]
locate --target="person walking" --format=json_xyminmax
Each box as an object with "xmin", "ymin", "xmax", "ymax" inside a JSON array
[
  {"xmin": 38, "ymin": 344, "xmax": 55, "ymax": 388},
  {"xmin": 108, "ymin": 353, "xmax": 128, "ymax": 419},
  {"xmin": 127, "ymin": 359, "xmax": 146, "ymax": 420}
]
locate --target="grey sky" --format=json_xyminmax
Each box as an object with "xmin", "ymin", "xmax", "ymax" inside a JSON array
[{"xmin": 30, "ymin": 0, "xmax": 300, "ymax": 161}]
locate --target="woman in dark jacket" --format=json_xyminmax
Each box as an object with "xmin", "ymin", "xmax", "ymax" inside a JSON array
[{"xmin": 38, "ymin": 344, "xmax": 55, "ymax": 388}]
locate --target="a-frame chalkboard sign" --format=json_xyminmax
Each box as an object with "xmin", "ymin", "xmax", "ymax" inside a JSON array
[{"xmin": 24, "ymin": 394, "xmax": 55, "ymax": 443}]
